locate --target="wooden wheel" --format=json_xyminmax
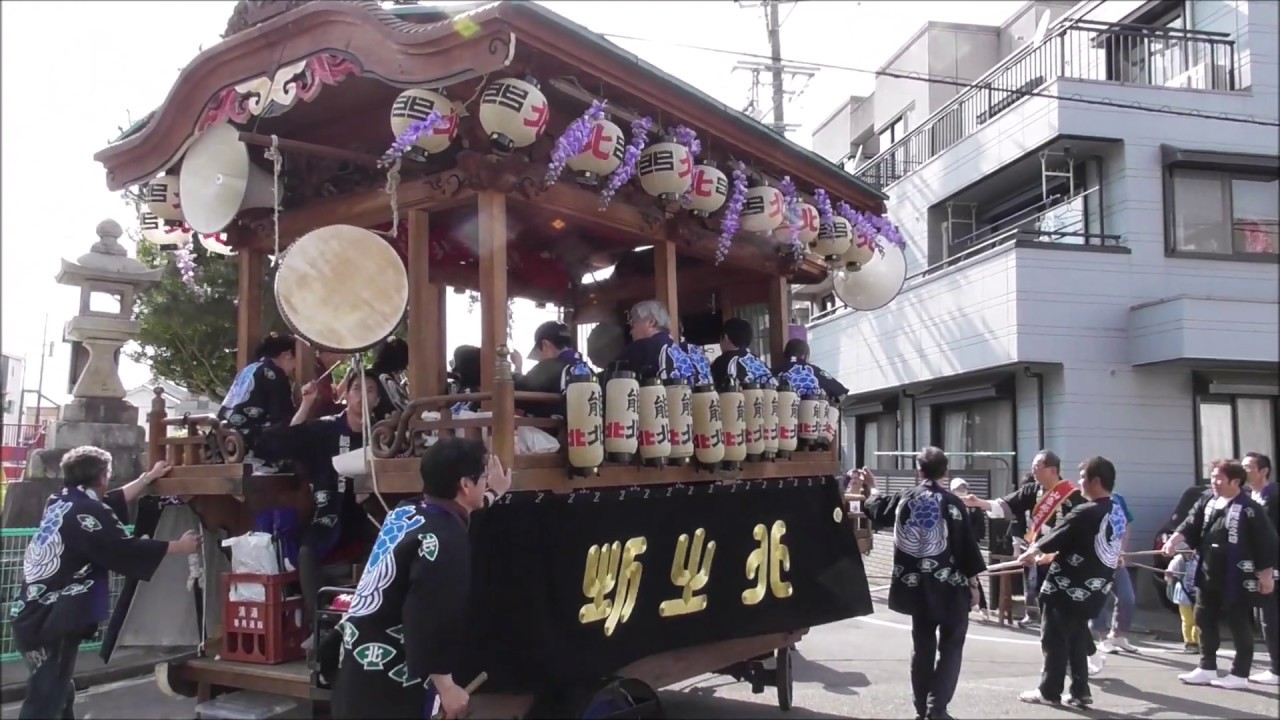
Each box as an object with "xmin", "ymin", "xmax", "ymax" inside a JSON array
[{"xmin": 775, "ymin": 646, "xmax": 793, "ymax": 711}]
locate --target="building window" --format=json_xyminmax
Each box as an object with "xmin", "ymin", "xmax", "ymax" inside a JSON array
[
  {"xmin": 934, "ymin": 398, "xmax": 1016, "ymax": 496},
  {"xmin": 1169, "ymin": 168, "xmax": 1279, "ymax": 257},
  {"xmin": 1197, "ymin": 394, "xmax": 1277, "ymax": 481},
  {"xmin": 854, "ymin": 412, "xmax": 898, "ymax": 470}
]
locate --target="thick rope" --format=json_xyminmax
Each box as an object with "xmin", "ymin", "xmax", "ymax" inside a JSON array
[
  {"xmin": 357, "ymin": 356, "xmax": 391, "ymax": 527},
  {"xmin": 265, "ymin": 135, "xmax": 283, "ymax": 264},
  {"xmin": 385, "ymin": 159, "xmax": 402, "ymax": 240}
]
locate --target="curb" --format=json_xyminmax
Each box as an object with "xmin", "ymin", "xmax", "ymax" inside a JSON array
[{"xmin": 1, "ymin": 653, "xmax": 174, "ymax": 706}]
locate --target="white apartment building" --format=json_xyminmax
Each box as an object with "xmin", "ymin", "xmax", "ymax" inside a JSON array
[
  {"xmin": 804, "ymin": 0, "xmax": 1279, "ymax": 550},
  {"xmin": 1, "ymin": 352, "xmax": 26, "ymax": 428}
]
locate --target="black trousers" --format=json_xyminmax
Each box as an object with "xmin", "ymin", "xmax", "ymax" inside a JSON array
[
  {"xmin": 1259, "ymin": 591, "xmax": 1279, "ymax": 675},
  {"xmin": 1196, "ymin": 597, "xmax": 1255, "ymax": 677},
  {"xmin": 19, "ymin": 634, "xmax": 81, "ymax": 720},
  {"xmin": 910, "ymin": 590, "xmax": 970, "ymax": 717},
  {"xmin": 1039, "ymin": 602, "xmax": 1092, "ymax": 701}
]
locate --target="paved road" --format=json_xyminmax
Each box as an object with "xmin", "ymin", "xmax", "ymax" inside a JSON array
[{"xmin": 6, "ymin": 595, "xmax": 1276, "ymax": 719}]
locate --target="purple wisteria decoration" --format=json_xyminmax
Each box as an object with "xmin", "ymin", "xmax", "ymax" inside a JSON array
[
  {"xmin": 599, "ymin": 116, "xmax": 654, "ymax": 210},
  {"xmin": 546, "ymin": 100, "xmax": 608, "ymax": 186},
  {"xmin": 813, "ymin": 188, "xmax": 835, "ymax": 227},
  {"xmin": 716, "ymin": 162, "xmax": 749, "ymax": 265},
  {"xmin": 779, "ymin": 176, "xmax": 805, "ymax": 261},
  {"xmin": 872, "ymin": 214, "xmax": 906, "ymax": 250},
  {"xmin": 379, "ymin": 111, "xmax": 443, "ymax": 168},
  {"xmin": 174, "ymin": 238, "xmax": 203, "ymax": 297},
  {"xmin": 838, "ymin": 201, "xmax": 882, "ymax": 256}
]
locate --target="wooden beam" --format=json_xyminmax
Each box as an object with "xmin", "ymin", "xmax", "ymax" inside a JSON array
[
  {"xmin": 766, "ymin": 275, "xmax": 789, "ymax": 369},
  {"xmin": 294, "ymin": 340, "xmax": 316, "ymax": 403},
  {"xmin": 235, "ymin": 245, "xmax": 264, "ymax": 369},
  {"xmin": 406, "ymin": 209, "xmax": 446, "ymax": 396},
  {"xmin": 477, "ymin": 192, "xmax": 508, "ymax": 396},
  {"xmin": 654, "ymin": 241, "xmax": 679, "ymax": 330},
  {"xmin": 238, "ymin": 177, "xmax": 477, "ymax": 253}
]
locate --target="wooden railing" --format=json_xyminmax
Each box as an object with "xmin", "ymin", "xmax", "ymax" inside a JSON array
[{"xmin": 146, "ymin": 386, "xmax": 247, "ymax": 467}]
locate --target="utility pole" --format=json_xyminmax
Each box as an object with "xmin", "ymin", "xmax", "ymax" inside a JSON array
[
  {"xmin": 767, "ymin": 0, "xmax": 785, "ymax": 133},
  {"xmin": 733, "ymin": 0, "xmax": 816, "ymax": 136},
  {"xmin": 32, "ymin": 313, "xmax": 48, "ymax": 428}
]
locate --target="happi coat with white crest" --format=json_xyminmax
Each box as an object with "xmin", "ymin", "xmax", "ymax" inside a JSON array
[
  {"xmin": 10, "ymin": 487, "xmax": 168, "ymax": 654},
  {"xmin": 1032, "ymin": 497, "xmax": 1126, "ymax": 618},
  {"xmin": 326, "ymin": 499, "xmax": 472, "ymax": 719},
  {"xmin": 1175, "ymin": 492, "xmax": 1279, "ymax": 607},
  {"xmin": 864, "ymin": 481, "xmax": 986, "ymax": 615}
]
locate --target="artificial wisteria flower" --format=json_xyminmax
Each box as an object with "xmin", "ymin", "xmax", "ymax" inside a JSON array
[
  {"xmin": 545, "ymin": 100, "xmax": 608, "ymax": 187},
  {"xmin": 779, "ymin": 175, "xmax": 805, "ymax": 261},
  {"xmin": 872, "ymin": 214, "xmax": 906, "ymax": 250},
  {"xmin": 838, "ymin": 201, "xmax": 881, "ymax": 256},
  {"xmin": 174, "ymin": 238, "xmax": 203, "ymax": 297},
  {"xmin": 716, "ymin": 162, "xmax": 749, "ymax": 265},
  {"xmin": 379, "ymin": 111, "xmax": 443, "ymax": 168},
  {"xmin": 599, "ymin": 116, "xmax": 654, "ymax": 210},
  {"xmin": 813, "ymin": 188, "xmax": 835, "ymax": 227}
]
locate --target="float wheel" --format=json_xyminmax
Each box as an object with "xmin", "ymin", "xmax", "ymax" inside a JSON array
[
  {"xmin": 775, "ymin": 646, "xmax": 793, "ymax": 711},
  {"xmin": 155, "ymin": 660, "xmax": 198, "ymax": 699}
]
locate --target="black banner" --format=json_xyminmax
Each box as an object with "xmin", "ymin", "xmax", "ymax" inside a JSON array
[{"xmin": 462, "ymin": 477, "xmax": 872, "ymax": 693}]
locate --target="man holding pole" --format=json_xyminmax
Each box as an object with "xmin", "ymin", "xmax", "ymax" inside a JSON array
[{"xmin": 852, "ymin": 447, "xmax": 986, "ymax": 720}]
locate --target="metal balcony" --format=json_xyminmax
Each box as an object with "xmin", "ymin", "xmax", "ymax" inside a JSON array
[{"xmin": 856, "ymin": 19, "xmax": 1239, "ymax": 190}]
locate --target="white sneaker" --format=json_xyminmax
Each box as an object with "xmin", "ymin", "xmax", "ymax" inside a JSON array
[
  {"xmin": 1099, "ymin": 638, "xmax": 1118, "ymax": 654},
  {"xmin": 1107, "ymin": 635, "xmax": 1138, "ymax": 653},
  {"xmin": 1210, "ymin": 674, "xmax": 1249, "ymax": 690},
  {"xmin": 1179, "ymin": 667, "xmax": 1218, "ymax": 685},
  {"xmin": 1248, "ymin": 670, "xmax": 1280, "ymax": 686},
  {"xmin": 1088, "ymin": 654, "xmax": 1106, "ymax": 676},
  {"xmin": 1018, "ymin": 690, "xmax": 1058, "ymax": 705}
]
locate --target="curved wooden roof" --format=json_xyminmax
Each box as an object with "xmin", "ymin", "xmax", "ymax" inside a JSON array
[{"xmin": 94, "ymin": 0, "xmax": 887, "ymax": 211}]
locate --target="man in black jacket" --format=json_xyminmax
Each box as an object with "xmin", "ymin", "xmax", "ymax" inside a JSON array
[
  {"xmin": 852, "ymin": 447, "xmax": 986, "ymax": 720},
  {"xmin": 512, "ymin": 321, "xmax": 583, "ymax": 417},
  {"xmin": 1243, "ymin": 451, "xmax": 1279, "ymax": 686}
]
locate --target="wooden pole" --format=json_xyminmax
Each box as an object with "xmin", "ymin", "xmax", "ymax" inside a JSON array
[
  {"xmin": 477, "ymin": 191, "xmax": 514, "ymax": 469},
  {"xmin": 407, "ymin": 210, "xmax": 447, "ymax": 396},
  {"xmin": 765, "ymin": 275, "xmax": 789, "ymax": 370},
  {"xmin": 654, "ymin": 241, "xmax": 679, "ymax": 331},
  {"xmin": 235, "ymin": 244, "xmax": 264, "ymax": 370}
]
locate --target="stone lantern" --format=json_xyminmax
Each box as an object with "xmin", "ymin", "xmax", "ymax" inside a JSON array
[{"xmin": 55, "ymin": 219, "xmax": 163, "ymax": 415}]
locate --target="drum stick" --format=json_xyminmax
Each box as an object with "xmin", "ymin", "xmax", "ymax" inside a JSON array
[
  {"xmin": 430, "ymin": 672, "xmax": 488, "ymax": 720},
  {"xmin": 1129, "ymin": 561, "xmax": 1186, "ymax": 576},
  {"xmin": 982, "ymin": 559, "xmax": 1025, "ymax": 574}
]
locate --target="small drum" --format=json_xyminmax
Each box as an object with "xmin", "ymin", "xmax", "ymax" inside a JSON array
[{"xmin": 274, "ymin": 225, "xmax": 409, "ymax": 353}]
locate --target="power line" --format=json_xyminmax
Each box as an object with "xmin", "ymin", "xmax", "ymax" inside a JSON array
[{"xmin": 601, "ymin": 32, "xmax": 1280, "ymax": 129}]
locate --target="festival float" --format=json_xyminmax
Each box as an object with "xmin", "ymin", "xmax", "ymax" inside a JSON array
[{"xmin": 96, "ymin": 1, "xmax": 909, "ymax": 716}]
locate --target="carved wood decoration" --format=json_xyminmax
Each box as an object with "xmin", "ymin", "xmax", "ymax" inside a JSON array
[{"xmin": 198, "ymin": 53, "xmax": 360, "ymax": 132}]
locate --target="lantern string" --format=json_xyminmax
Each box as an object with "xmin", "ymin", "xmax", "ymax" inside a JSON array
[
  {"xmin": 460, "ymin": 73, "xmax": 491, "ymax": 112},
  {"xmin": 385, "ymin": 158, "xmax": 402, "ymax": 240},
  {"xmin": 265, "ymin": 135, "xmax": 283, "ymax": 265}
]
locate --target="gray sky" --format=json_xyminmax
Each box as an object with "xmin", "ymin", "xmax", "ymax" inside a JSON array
[{"xmin": 0, "ymin": 0, "xmax": 1022, "ymax": 403}]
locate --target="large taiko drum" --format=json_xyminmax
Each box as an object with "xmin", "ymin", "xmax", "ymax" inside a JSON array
[{"xmin": 274, "ymin": 225, "xmax": 409, "ymax": 353}]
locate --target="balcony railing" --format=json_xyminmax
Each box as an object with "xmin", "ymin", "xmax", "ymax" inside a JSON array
[
  {"xmin": 808, "ymin": 192, "xmax": 1123, "ymax": 326},
  {"xmin": 856, "ymin": 19, "xmax": 1238, "ymax": 190}
]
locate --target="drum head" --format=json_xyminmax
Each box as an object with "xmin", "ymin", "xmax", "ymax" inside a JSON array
[{"xmin": 275, "ymin": 224, "xmax": 408, "ymax": 353}]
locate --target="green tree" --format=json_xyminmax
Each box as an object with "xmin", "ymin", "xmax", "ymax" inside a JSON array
[{"xmin": 130, "ymin": 237, "xmax": 281, "ymax": 399}]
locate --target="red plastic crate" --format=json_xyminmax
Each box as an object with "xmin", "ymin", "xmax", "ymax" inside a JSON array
[{"xmin": 220, "ymin": 571, "xmax": 307, "ymax": 665}]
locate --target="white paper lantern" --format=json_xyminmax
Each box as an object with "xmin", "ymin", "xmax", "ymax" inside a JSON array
[
  {"xmin": 792, "ymin": 202, "xmax": 820, "ymax": 246},
  {"xmin": 814, "ymin": 215, "xmax": 853, "ymax": 259},
  {"xmin": 145, "ymin": 175, "xmax": 183, "ymax": 222},
  {"xmin": 200, "ymin": 232, "xmax": 236, "ymax": 256},
  {"xmin": 838, "ymin": 234, "xmax": 877, "ymax": 269},
  {"xmin": 477, "ymin": 78, "xmax": 548, "ymax": 154},
  {"xmin": 637, "ymin": 141, "xmax": 693, "ymax": 201},
  {"xmin": 566, "ymin": 118, "xmax": 625, "ymax": 180},
  {"xmin": 389, "ymin": 88, "xmax": 459, "ymax": 155},
  {"xmin": 139, "ymin": 212, "xmax": 189, "ymax": 247},
  {"xmin": 687, "ymin": 163, "xmax": 728, "ymax": 217},
  {"xmin": 739, "ymin": 185, "xmax": 785, "ymax": 233}
]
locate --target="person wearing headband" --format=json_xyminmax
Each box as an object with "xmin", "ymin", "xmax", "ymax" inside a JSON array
[
  {"xmin": 257, "ymin": 370, "xmax": 382, "ymax": 625},
  {"xmin": 849, "ymin": 448, "xmax": 986, "ymax": 720},
  {"xmin": 217, "ymin": 332, "xmax": 299, "ymax": 471},
  {"xmin": 325, "ymin": 437, "xmax": 512, "ymax": 720}
]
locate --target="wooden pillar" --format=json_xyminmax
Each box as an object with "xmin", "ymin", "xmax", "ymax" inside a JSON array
[
  {"xmin": 294, "ymin": 341, "xmax": 315, "ymax": 403},
  {"xmin": 407, "ymin": 209, "xmax": 447, "ymax": 396},
  {"xmin": 235, "ymin": 243, "xmax": 264, "ymax": 370},
  {"xmin": 654, "ymin": 241, "xmax": 679, "ymax": 331},
  {"xmin": 765, "ymin": 275, "xmax": 789, "ymax": 369},
  {"xmin": 477, "ymin": 191, "xmax": 513, "ymax": 467}
]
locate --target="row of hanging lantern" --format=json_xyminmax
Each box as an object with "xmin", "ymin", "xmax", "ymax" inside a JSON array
[
  {"xmin": 563, "ymin": 363, "xmax": 838, "ymax": 477},
  {"xmin": 384, "ymin": 76, "xmax": 903, "ymax": 266}
]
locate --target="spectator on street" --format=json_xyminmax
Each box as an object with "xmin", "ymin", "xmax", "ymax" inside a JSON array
[{"xmin": 1092, "ymin": 490, "xmax": 1138, "ymax": 654}]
